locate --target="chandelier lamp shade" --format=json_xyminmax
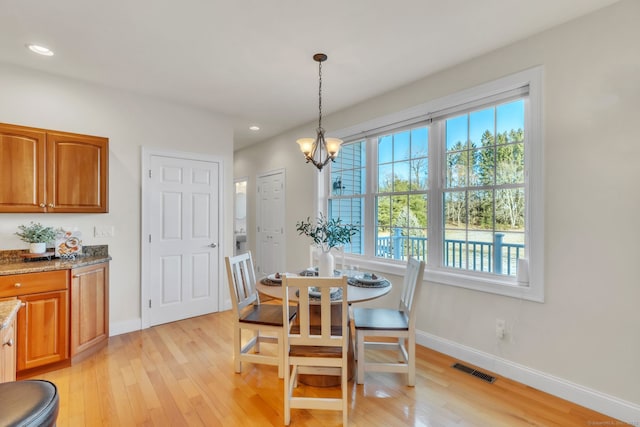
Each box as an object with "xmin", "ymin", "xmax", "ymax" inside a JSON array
[{"xmin": 296, "ymin": 53, "xmax": 343, "ymax": 171}]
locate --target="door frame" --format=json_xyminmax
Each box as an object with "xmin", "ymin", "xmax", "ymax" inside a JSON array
[{"xmin": 140, "ymin": 147, "xmax": 225, "ymax": 329}]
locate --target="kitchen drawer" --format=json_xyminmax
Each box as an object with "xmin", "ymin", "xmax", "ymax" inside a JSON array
[{"xmin": 0, "ymin": 270, "xmax": 68, "ymax": 298}]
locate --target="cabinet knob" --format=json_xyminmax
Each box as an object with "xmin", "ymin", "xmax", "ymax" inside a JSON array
[
  {"xmin": 3, "ymin": 338, "xmax": 13, "ymax": 347},
  {"xmin": 48, "ymin": 203, "xmax": 55, "ymax": 208},
  {"xmin": 39, "ymin": 203, "xmax": 46, "ymax": 208},
  {"xmin": 14, "ymin": 282, "xmax": 21, "ymax": 288}
]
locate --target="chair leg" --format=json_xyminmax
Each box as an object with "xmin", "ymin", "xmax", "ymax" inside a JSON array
[
  {"xmin": 408, "ymin": 334, "xmax": 416, "ymax": 386},
  {"xmin": 356, "ymin": 330, "xmax": 365, "ymax": 385},
  {"xmin": 234, "ymin": 325, "xmax": 241, "ymax": 373},
  {"xmin": 342, "ymin": 364, "xmax": 348, "ymax": 426},
  {"xmin": 284, "ymin": 358, "xmax": 291, "ymax": 425},
  {"xmin": 253, "ymin": 329, "xmax": 260, "ymax": 353},
  {"xmin": 277, "ymin": 331, "xmax": 283, "ymax": 378}
]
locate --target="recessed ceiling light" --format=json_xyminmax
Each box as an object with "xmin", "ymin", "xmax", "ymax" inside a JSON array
[
  {"xmin": 249, "ymin": 125, "xmax": 260, "ymax": 131},
  {"xmin": 26, "ymin": 44, "xmax": 54, "ymax": 56}
]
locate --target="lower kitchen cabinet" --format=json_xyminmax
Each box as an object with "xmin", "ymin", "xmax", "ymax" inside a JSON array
[
  {"xmin": 71, "ymin": 263, "xmax": 109, "ymax": 358},
  {"xmin": 0, "ymin": 259, "xmax": 110, "ymax": 377},
  {"xmin": 1, "ymin": 314, "xmax": 17, "ymax": 383},
  {"xmin": 17, "ymin": 290, "xmax": 69, "ymax": 371}
]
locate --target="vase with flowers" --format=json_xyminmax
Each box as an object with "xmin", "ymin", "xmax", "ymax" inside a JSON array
[{"xmin": 296, "ymin": 214, "xmax": 358, "ymax": 277}]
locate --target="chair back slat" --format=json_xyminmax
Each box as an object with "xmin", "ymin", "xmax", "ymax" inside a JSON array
[
  {"xmin": 225, "ymin": 252, "xmax": 259, "ymax": 315},
  {"xmin": 399, "ymin": 257, "xmax": 425, "ymax": 327},
  {"xmin": 283, "ymin": 276, "xmax": 348, "ymax": 349}
]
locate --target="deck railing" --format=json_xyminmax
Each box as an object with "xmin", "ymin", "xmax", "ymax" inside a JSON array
[{"xmin": 375, "ymin": 229, "xmax": 524, "ymax": 275}]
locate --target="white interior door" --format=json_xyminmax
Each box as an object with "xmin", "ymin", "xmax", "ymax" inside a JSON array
[
  {"xmin": 145, "ymin": 153, "xmax": 221, "ymax": 327},
  {"xmin": 256, "ymin": 170, "xmax": 285, "ymax": 276}
]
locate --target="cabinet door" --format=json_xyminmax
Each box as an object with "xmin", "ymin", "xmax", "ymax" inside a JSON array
[
  {"xmin": 0, "ymin": 123, "xmax": 46, "ymax": 212},
  {"xmin": 46, "ymin": 131, "xmax": 109, "ymax": 213},
  {"xmin": 17, "ymin": 290, "xmax": 69, "ymax": 371},
  {"xmin": 71, "ymin": 263, "xmax": 109, "ymax": 356},
  {"xmin": 1, "ymin": 317, "xmax": 17, "ymax": 383}
]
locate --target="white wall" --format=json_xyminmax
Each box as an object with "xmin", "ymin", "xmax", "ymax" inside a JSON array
[
  {"xmin": 235, "ymin": 0, "xmax": 640, "ymax": 419},
  {"xmin": 0, "ymin": 63, "xmax": 235, "ymax": 333}
]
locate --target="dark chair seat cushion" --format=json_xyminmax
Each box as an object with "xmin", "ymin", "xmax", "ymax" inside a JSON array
[
  {"xmin": 353, "ymin": 307, "xmax": 409, "ymax": 330},
  {"xmin": 0, "ymin": 379, "xmax": 59, "ymax": 427},
  {"xmin": 240, "ymin": 303, "xmax": 297, "ymax": 326}
]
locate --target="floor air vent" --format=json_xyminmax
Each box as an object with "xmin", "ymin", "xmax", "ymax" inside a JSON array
[{"xmin": 452, "ymin": 362, "xmax": 496, "ymax": 383}]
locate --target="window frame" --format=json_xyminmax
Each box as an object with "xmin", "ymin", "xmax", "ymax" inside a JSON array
[{"xmin": 325, "ymin": 67, "xmax": 544, "ymax": 302}]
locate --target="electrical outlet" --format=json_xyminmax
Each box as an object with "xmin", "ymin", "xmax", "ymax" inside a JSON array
[
  {"xmin": 496, "ymin": 318, "xmax": 506, "ymax": 339},
  {"xmin": 94, "ymin": 225, "xmax": 115, "ymax": 238}
]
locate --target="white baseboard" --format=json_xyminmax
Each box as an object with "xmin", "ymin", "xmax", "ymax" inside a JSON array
[
  {"xmin": 416, "ymin": 330, "xmax": 640, "ymax": 424},
  {"xmin": 109, "ymin": 318, "xmax": 142, "ymax": 337}
]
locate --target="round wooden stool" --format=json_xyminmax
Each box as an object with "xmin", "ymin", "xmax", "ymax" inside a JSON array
[{"xmin": 0, "ymin": 380, "xmax": 59, "ymax": 426}]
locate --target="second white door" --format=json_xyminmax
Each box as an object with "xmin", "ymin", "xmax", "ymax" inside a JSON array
[{"xmin": 256, "ymin": 170, "xmax": 286, "ymax": 276}]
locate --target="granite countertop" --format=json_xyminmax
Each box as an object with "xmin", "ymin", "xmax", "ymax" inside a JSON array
[
  {"xmin": 0, "ymin": 245, "xmax": 111, "ymax": 276},
  {"xmin": 0, "ymin": 299, "xmax": 21, "ymax": 331}
]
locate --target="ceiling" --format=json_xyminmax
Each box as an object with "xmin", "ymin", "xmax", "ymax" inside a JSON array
[{"xmin": 0, "ymin": 0, "xmax": 619, "ymax": 149}]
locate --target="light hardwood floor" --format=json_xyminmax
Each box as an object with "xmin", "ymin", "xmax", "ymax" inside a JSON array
[{"xmin": 32, "ymin": 310, "xmax": 627, "ymax": 426}]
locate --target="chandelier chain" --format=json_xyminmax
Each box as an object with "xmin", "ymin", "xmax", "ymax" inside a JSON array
[{"xmin": 318, "ymin": 59, "xmax": 323, "ymax": 131}]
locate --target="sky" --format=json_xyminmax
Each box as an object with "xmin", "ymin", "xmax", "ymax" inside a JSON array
[{"xmin": 446, "ymin": 99, "xmax": 524, "ymax": 150}]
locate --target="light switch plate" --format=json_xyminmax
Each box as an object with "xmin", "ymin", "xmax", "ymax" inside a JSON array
[{"xmin": 94, "ymin": 225, "xmax": 115, "ymax": 238}]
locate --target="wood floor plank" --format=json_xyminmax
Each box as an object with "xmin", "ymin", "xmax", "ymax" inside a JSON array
[{"xmin": 27, "ymin": 310, "xmax": 629, "ymax": 427}]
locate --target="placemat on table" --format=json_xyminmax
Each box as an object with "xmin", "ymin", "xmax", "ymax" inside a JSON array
[
  {"xmin": 347, "ymin": 278, "xmax": 391, "ymax": 288},
  {"xmin": 298, "ymin": 269, "xmax": 341, "ymax": 277},
  {"xmin": 296, "ymin": 287, "xmax": 343, "ymax": 301},
  {"xmin": 260, "ymin": 277, "xmax": 282, "ymax": 286}
]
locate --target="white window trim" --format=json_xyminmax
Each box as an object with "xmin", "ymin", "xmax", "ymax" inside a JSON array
[{"xmin": 326, "ymin": 66, "xmax": 544, "ymax": 302}]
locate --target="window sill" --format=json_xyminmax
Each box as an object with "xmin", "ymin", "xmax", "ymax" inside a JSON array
[
  {"xmin": 343, "ymin": 255, "xmax": 544, "ymax": 303},
  {"xmin": 424, "ymin": 267, "xmax": 543, "ymax": 302}
]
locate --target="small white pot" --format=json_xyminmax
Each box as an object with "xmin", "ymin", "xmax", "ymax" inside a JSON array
[{"xmin": 29, "ymin": 242, "xmax": 47, "ymax": 254}]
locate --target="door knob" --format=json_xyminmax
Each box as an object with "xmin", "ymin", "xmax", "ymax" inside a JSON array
[{"xmin": 209, "ymin": 243, "xmax": 217, "ymax": 248}]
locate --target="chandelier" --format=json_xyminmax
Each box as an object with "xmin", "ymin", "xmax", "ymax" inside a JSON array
[{"xmin": 296, "ymin": 53, "xmax": 343, "ymax": 171}]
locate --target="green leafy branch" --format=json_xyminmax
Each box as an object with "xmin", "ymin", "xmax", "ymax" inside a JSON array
[{"xmin": 296, "ymin": 214, "xmax": 358, "ymax": 251}]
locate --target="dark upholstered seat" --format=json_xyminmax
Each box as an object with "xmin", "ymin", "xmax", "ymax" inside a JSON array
[{"xmin": 0, "ymin": 380, "xmax": 59, "ymax": 427}]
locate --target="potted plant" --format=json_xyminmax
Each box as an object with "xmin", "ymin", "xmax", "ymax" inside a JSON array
[
  {"xmin": 296, "ymin": 214, "xmax": 357, "ymax": 276},
  {"xmin": 15, "ymin": 222, "xmax": 59, "ymax": 254}
]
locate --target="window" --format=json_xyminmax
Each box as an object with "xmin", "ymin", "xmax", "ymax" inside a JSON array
[
  {"xmin": 375, "ymin": 127, "xmax": 429, "ymax": 261},
  {"xmin": 325, "ymin": 68, "xmax": 544, "ymax": 301},
  {"xmin": 443, "ymin": 100, "xmax": 525, "ymax": 276},
  {"xmin": 329, "ymin": 140, "xmax": 366, "ymax": 254}
]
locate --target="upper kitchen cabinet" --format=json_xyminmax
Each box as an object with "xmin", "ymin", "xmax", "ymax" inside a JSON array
[
  {"xmin": 0, "ymin": 123, "xmax": 108, "ymax": 213},
  {"xmin": 46, "ymin": 131, "xmax": 108, "ymax": 213},
  {"xmin": 0, "ymin": 124, "xmax": 46, "ymax": 213}
]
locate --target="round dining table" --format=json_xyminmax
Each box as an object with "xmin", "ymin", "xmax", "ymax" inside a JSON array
[
  {"xmin": 256, "ymin": 270, "xmax": 392, "ymax": 386},
  {"xmin": 256, "ymin": 271, "xmax": 392, "ymax": 303}
]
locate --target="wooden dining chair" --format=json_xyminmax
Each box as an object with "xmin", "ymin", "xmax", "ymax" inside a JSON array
[
  {"xmin": 282, "ymin": 275, "xmax": 349, "ymax": 426},
  {"xmin": 353, "ymin": 257, "xmax": 425, "ymax": 386},
  {"xmin": 225, "ymin": 251, "xmax": 297, "ymax": 378}
]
